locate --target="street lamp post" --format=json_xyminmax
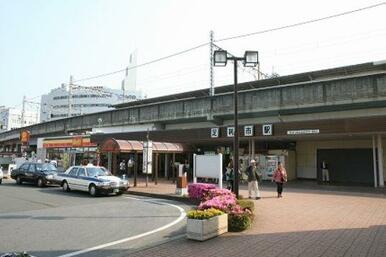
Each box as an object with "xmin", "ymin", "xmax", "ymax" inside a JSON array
[{"xmin": 213, "ymin": 50, "xmax": 259, "ymax": 198}]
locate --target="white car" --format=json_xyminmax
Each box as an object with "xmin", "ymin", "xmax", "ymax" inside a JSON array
[
  {"xmin": 0, "ymin": 167, "xmax": 3, "ymax": 184},
  {"xmin": 57, "ymin": 166, "xmax": 129, "ymax": 196}
]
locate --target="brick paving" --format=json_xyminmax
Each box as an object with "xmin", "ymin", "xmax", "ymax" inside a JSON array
[{"xmin": 127, "ymin": 179, "xmax": 386, "ymax": 257}]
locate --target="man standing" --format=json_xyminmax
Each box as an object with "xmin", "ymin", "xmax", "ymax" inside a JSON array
[
  {"xmin": 119, "ymin": 160, "xmax": 126, "ymax": 178},
  {"xmin": 127, "ymin": 157, "xmax": 134, "ymax": 177},
  {"xmin": 247, "ymin": 159, "xmax": 261, "ymax": 200},
  {"xmin": 321, "ymin": 160, "xmax": 329, "ymax": 183}
]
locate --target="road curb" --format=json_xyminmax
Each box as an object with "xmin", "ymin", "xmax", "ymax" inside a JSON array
[{"xmin": 125, "ymin": 191, "xmax": 193, "ymax": 204}]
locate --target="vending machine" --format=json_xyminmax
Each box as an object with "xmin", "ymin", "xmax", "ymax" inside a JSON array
[{"xmin": 262, "ymin": 155, "xmax": 285, "ymax": 180}]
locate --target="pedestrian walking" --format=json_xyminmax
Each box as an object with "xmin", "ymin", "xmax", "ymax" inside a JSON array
[
  {"xmin": 321, "ymin": 160, "xmax": 329, "ymax": 183},
  {"xmin": 246, "ymin": 159, "xmax": 261, "ymax": 199},
  {"xmin": 119, "ymin": 160, "xmax": 126, "ymax": 178},
  {"xmin": 226, "ymin": 159, "xmax": 234, "ymax": 191},
  {"xmin": 239, "ymin": 159, "xmax": 248, "ymax": 183},
  {"xmin": 127, "ymin": 157, "xmax": 134, "ymax": 177},
  {"xmin": 272, "ymin": 162, "xmax": 287, "ymax": 198}
]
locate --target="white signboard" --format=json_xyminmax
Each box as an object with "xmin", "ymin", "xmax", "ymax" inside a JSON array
[
  {"xmin": 227, "ymin": 127, "xmax": 235, "ymax": 137},
  {"xmin": 287, "ymin": 129, "xmax": 320, "ymax": 135},
  {"xmin": 262, "ymin": 124, "xmax": 273, "ymax": 136},
  {"xmin": 193, "ymin": 153, "xmax": 223, "ymax": 188},
  {"xmin": 244, "ymin": 125, "xmax": 254, "ymax": 136},
  {"xmin": 143, "ymin": 141, "xmax": 153, "ymax": 174},
  {"xmin": 210, "ymin": 128, "xmax": 219, "ymax": 138}
]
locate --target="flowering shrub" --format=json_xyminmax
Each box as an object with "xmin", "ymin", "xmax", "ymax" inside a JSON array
[
  {"xmin": 198, "ymin": 194, "xmax": 237, "ymax": 212},
  {"xmin": 203, "ymin": 188, "xmax": 235, "ymax": 201},
  {"xmin": 187, "ymin": 208, "xmax": 224, "ymax": 220},
  {"xmin": 188, "ymin": 183, "xmax": 254, "ymax": 232},
  {"xmin": 188, "ymin": 183, "xmax": 216, "ymax": 201},
  {"xmin": 227, "ymin": 202, "xmax": 253, "ymax": 231}
]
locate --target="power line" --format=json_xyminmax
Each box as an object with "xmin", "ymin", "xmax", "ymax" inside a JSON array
[
  {"xmin": 70, "ymin": 2, "xmax": 385, "ymax": 84},
  {"xmin": 215, "ymin": 2, "xmax": 386, "ymax": 43},
  {"xmin": 74, "ymin": 42, "xmax": 209, "ymax": 83}
]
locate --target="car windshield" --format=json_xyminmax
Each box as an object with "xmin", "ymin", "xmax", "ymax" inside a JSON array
[
  {"xmin": 36, "ymin": 164, "xmax": 57, "ymax": 172},
  {"xmin": 86, "ymin": 167, "xmax": 111, "ymax": 177}
]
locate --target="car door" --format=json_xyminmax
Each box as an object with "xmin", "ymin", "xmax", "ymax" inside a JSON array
[
  {"xmin": 28, "ymin": 163, "xmax": 41, "ymax": 182},
  {"xmin": 25, "ymin": 164, "xmax": 36, "ymax": 182},
  {"xmin": 66, "ymin": 167, "xmax": 79, "ymax": 190},
  {"xmin": 17, "ymin": 163, "xmax": 29, "ymax": 180},
  {"xmin": 76, "ymin": 167, "xmax": 88, "ymax": 192}
]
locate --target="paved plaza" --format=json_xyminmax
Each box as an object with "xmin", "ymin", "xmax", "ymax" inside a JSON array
[{"xmin": 128, "ymin": 180, "xmax": 386, "ymax": 257}]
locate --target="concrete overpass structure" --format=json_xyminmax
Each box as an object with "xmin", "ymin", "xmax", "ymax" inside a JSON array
[
  {"xmin": 1, "ymin": 61, "xmax": 386, "ymax": 144},
  {"xmin": 1, "ymin": 61, "xmax": 386, "ymax": 187}
]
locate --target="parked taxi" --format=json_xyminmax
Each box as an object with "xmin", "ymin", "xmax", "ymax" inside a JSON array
[{"xmin": 57, "ymin": 165, "xmax": 129, "ymax": 196}]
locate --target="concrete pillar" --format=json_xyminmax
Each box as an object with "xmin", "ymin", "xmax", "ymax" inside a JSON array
[
  {"xmin": 107, "ymin": 152, "xmax": 112, "ymax": 172},
  {"xmin": 134, "ymin": 152, "xmax": 138, "ymax": 187},
  {"xmin": 155, "ymin": 153, "xmax": 159, "ymax": 185},
  {"xmin": 172, "ymin": 153, "xmax": 176, "ymax": 183},
  {"xmin": 112, "ymin": 153, "xmax": 117, "ymax": 176},
  {"xmin": 248, "ymin": 139, "xmax": 252, "ymax": 161},
  {"xmin": 164, "ymin": 154, "xmax": 169, "ymax": 178},
  {"xmin": 372, "ymin": 136, "xmax": 378, "ymax": 188},
  {"xmin": 377, "ymin": 135, "xmax": 385, "ymax": 187},
  {"xmin": 251, "ymin": 139, "xmax": 255, "ymax": 160}
]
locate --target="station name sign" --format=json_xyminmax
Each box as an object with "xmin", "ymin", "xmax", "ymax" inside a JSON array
[
  {"xmin": 210, "ymin": 124, "xmax": 264, "ymax": 138},
  {"xmin": 287, "ymin": 129, "xmax": 320, "ymax": 135}
]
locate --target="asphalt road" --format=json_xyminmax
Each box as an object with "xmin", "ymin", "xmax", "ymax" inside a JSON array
[{"xmin": 0, "ymin": 179, "xmax": 188, "ymax": 257}]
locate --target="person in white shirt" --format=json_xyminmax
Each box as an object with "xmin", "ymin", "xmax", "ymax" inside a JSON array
[
  {"xmin": 246, "ymin": 160, "xmax": 262, "ymax": 200},
  {"xmin": 119, "ymin": 160, "xmax": 126, "ymax": 177}
]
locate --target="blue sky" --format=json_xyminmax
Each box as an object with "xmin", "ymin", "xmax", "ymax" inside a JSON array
[{"xmin": 1, "ymin": 0, "xmax": 386, "ymax": 109}]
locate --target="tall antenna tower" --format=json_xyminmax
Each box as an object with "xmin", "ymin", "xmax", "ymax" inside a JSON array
[
  {"xmin": 21, "ymin": 95, "xmax": 26, "ymax": 127},
  {"xmin": 68, "ymin": 75, "xmax": 73, "ymax": 118},
  {"xmin": 209, "ymin": 30, "xmax": 214, "ymax": 96}
]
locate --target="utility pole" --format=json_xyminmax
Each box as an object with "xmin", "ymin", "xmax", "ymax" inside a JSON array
[
  {"xmin": 145, "ymin": 128, "xmax": 150, "ymax": 187},
  {"xmin": 21, "ymin": 95, "xmax": 26, "ymax": 127},
  {"xmin": 209, "ymin": 30, "xmax": 214, "ymax": 96},
  {"xmin": 68, "ymin": 75, "xmax": 73, "ymax": 118}
]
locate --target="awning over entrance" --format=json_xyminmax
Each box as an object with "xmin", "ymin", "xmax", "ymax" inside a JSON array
[{"xmin": 100, "ymin": 138, "xmax": 185, "ymax": 153}]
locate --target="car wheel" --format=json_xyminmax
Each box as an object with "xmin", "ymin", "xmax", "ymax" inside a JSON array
[
  {"xmin": 0, "ymin": 179, "xmax": 2, "ymax": 184},
  {"xmin": 37, "ymin": 178, "xmax": 45, "ymax": 187},
  {"xmin": 16, "ymin": 176, "xmax": 22, "ymax": 185},
  {"xmin": 116, "ymin": 191, "xmax": 123, "ymax": 196},
  {"xmin": 62, "ymin": 181, "xmax": 70, "ymax": 192},
  {"xmin": 89, "ymin": 184, "xmax": 97, "ymax": 197}
]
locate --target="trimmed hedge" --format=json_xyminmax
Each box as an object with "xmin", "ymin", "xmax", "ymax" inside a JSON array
[
  {"xmin": 228, "ymin": 212, "xmax": 252, "ymax": 232},
  {"xmin": 237, "ymin": 199, "xmax": 255, "ymax": 213}
]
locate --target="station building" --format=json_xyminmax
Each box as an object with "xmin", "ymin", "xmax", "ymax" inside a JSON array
[{"xmin": 1, "ymin": 61, "xmax": 386, "ymax": 187}]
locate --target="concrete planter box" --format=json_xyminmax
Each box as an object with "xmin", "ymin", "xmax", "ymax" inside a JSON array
[{"xmin": 186, "ymin": 213, "xmax": 228, "ymax": 241}]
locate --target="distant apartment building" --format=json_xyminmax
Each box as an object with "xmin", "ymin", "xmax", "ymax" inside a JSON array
[
  {"xmin": 40, "ymin": 51, "xmax": 142, "ymax": 122},
  {"xmin": 0, "ymin": 107, "xmax": 39, "ymax": 132},
  {"xmin": 40, "ymin": 85, "xmax": 142, "ymax": 122}
]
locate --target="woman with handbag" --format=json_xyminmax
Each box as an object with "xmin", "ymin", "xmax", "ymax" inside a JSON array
[{"xmin": 272, "ymin": 162, "xmax": 287, "ymax": 198}]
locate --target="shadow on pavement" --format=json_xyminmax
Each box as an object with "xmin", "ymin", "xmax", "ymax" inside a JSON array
[{"xmin": 123, "ymin": 224, "xmax": 386, "ymax": 257}]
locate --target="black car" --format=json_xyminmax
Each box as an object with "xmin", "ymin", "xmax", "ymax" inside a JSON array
[{"xmin": 11, "ymin": 162, "xmax": 57, "ymax": 187}]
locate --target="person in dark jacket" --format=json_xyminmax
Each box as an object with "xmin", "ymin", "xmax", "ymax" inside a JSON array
[{"xmin": 321, "ymin": 160, "xmax": 329, "ymax": 183}]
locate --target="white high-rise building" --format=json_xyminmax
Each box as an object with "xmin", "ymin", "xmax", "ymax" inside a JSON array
[
  {"xmin": 0, "ymin": 107, "xmax": 39, "ymax": 132},
  {"xmin": 40, "ymin": 51, "xmax": 142, "ymax": 122},
  {"xmin": 40, "ymin": 85, "xmax": 142, "ymax": 122}
]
